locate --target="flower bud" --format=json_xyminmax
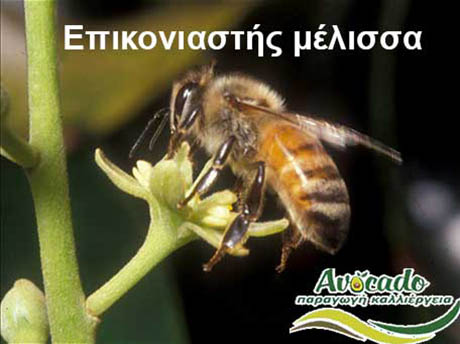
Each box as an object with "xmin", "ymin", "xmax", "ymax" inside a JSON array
[{"xmin": 1, "ymin": 279, "xmax": 49, "ymax": 343}]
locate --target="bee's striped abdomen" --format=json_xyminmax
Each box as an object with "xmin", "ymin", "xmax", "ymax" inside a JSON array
[{"xmin": 259, "ymin": 122, "xmax": 350, "ymax": 254}]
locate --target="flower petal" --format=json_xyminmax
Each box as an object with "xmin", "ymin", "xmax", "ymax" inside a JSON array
[
  {"xmin": 95, "ymin": 149, "xmax": 147, "ymax": 199},
  {"xmin": 179, "ymin": 222, "xmax": 249, "ymax": 256},
  {"xmin": 248, "ymin": 218, "xmax": 290, "ymax": 237}
]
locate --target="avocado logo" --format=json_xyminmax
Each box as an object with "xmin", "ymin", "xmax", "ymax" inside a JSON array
[
  {"xmin": 350, "ymin": 276, "xmax": 364, "ymax": 293},
  {"xmin": 292, "ymin": 268, "xmax": 459, "ymax": 343},
  {"xmin": 312, "ymin": 268, "xmax": 430, "ymax": 294}
]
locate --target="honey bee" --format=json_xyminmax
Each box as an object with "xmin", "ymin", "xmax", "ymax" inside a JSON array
[{"xmin": 133, "ymin": 62, "xmax": 402, "ymax": 272}]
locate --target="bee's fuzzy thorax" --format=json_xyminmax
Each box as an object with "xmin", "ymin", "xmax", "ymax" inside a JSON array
[
  {"xmin": 192, "ymin": 73, "xmax": 285, "ymax": 159},
  {"xmin": 208, "ymin": 74, "xmax": 285, "ymax": 112}
]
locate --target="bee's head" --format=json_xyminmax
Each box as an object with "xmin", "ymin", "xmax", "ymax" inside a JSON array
[{"xmin": 168, "ymin": 62, "xmax": 215, "ymax": 157}]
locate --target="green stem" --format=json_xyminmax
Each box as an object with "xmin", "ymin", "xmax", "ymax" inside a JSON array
[
  {"xmin": 24, "ymin": 0, "xmax": 96, "ymax": 342},
  {"xmin": 1, "ymin": 84, "xmax": 40, "ymax": 168},
  {"xmin": 0, "ymin": 126, "xmax": 40, "ymax": 168},
  {"xmin": 86, "ymin": 202, "xmax": 194, "ymax": 316}
]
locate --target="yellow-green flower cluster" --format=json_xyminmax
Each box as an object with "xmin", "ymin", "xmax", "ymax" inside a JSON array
[{"xmin": 95, "ymin": 142, "xmax": 288, "ymax": 258}]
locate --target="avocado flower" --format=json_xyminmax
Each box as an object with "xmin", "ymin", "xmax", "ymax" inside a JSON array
[{"xmin": 86, "ymin": 142, "xmax": 288, "ymax": 316}]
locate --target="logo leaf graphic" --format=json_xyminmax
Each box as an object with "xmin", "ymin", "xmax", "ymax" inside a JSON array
[{"xmin": 290, "ymin": 303, "xmax": 460, "ymax": 344}]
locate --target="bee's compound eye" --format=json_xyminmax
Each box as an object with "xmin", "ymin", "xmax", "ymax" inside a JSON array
[{"xmin": 174, "ymin": 82, "xmax": 199, "ymax": 119}]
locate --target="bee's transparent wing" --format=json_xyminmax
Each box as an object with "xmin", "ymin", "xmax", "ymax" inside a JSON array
[
  {"xmin": 293, "ymin": 114, "xmax": 402, "ymax": 164},
  {"xmin": 233, "ymin": 98, "xmax": 402, "ymax": 164}
]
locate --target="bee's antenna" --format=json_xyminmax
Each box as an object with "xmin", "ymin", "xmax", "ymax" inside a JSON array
[
  {"xmin": 148, "ymin": 111, "xmax": 169, "ymax": 151},
  {"xmin": 129, "ymin": 108, "xmax": 169, "ymax": 159}
]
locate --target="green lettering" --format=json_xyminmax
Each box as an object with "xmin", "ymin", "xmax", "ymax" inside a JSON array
[{"xmin": 314, "ymin": 268, "xmax": 336, "ymax": 294}]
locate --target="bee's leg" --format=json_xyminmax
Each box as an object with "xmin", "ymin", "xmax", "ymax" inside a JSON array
[
  {"xmin": 187, "ymin": 138, "xmax": 200, "ymax": 158},
  {"xmin": 167, "ymin": 106, "xmax": 201, "ymax": 158},
  {"xmin": 178, "ymin": 136, "xmax": 236, "ymax": 208},
  {"xmin": 203, "ymin": 162, "xmax": 265, "ymax": 272},
  {"xmin": 232, "ymin": 177, "xmax": 245, "ymax": 212},
  {"xmin": 276, "ymin": 225, "xmax": 303, "ymax": 273},
  {"xmin": 166, "ymin": 131, "xmax": 184, "ymax": 159},
  {"xmin": 203, "ymin": 211, "xmax": 251, "ymax": 272}
]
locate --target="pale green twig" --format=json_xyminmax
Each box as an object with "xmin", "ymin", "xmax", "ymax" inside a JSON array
[
  {"xmin": 86, "ymin": 149, "xmax": 195, "ymax": 316},
  {"xmin": 0, "ymin": 85, "xmax": 40, "ymax": 168},
  {"xmin": 24, "ymin": 0, "xmax": 97, "ymax": 342},
  {"xmin": 0, "ymin": 126, "xmax": 40, "ymax": 168},
  {"xmin": 86, "ymin": 200, "xmax": 194, "ymax": 316}
]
